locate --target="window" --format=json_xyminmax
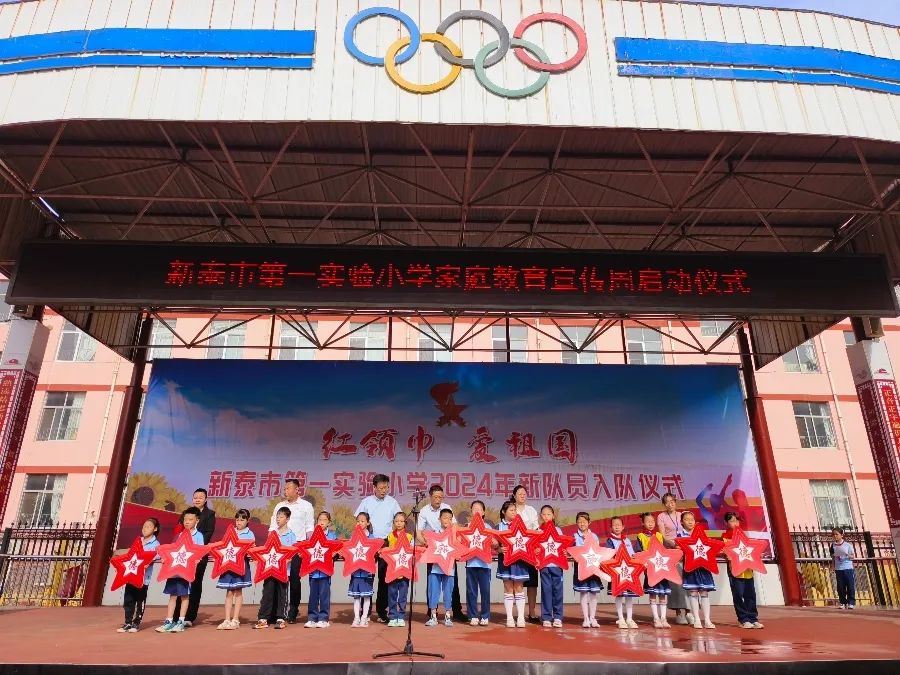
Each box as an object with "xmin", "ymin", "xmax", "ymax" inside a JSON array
[
  {"xmin": 349, "ymin": 322, "xmax": 386, "ymax": 361},
  {"xmin": 560, "ymin": 326, "xmax": 597, "ymax": 365},
  {"xmin": 279, "ymin": 321, "xmax": 317, "ymax": 361},
  {"xmin": 811, "ymin": 480, "xmax": 855, "ymax": 529},
  {"xmin": 149, "ymin": 320, "xmax": 174, "ymax": 360},
  {"xmin": 418, "ymin": 324, "xmax": 452, "ymax": 363},
  {"xmin": 16, "ymin": 474, "xmax": 67, "ymax": 527},
  {"xmin": 784, "ymin": 340, "xmax": 820, "ymax": 373},
  {"xmin": 843, "ymin": 331, "xmax": 856, "ymax": 347},
  {"xmin": 700, "ymin": 320, "xmax": 730, "ymax": 337},
  {"xmin": 207, "ymin": 320, "xmax": 245, "ymax": 359},
  {"xmin": 625, "ymin": 327, "xmax": 664, "ymax": 365},
  {"xmin": 0, "ymin": 280, "xmax": 12, "ymax": 321},
  {"xmin": 492, "ymin": 325, "xmax": 527, "ymax": 363},
  {"xmin": 37, "ymin": 392, "xmax": 85, "ymax": 441},
  {"xmin": 793, "ymin": 401, "xmax": 836, "ymax": 448},
  {"xmin": 56, "ymin": 321, "xmax": 97, "ymax": 362}
]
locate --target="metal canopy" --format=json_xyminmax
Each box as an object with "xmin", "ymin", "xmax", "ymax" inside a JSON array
[{"xmin": 0, "ymin": 119, "xmax": 896, "ymax": 365}]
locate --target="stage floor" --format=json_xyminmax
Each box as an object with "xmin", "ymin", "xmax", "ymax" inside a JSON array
[{"xmin": 2, "ymin": 604, "xmax": 898, "ymax": 673}]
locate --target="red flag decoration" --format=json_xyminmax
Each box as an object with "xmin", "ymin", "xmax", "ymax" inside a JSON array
[
  {"xmin": 420, "ymin": 527, "xmax": 460, "ymax": 576},
  {"xmin": 249, "ymin": 530, "xmax": 297, "ymax": 584},
  {"xmin": 380, "ymin": 534, "xmax": 419, "ymax": 583},
  {"xmin": 340, "ymin": 525, "xmax": 379, "ymax": 577},
  {"xmin": 207, "ymin": 525, "xmax": 255, "ymax": 579},
  {"xmin": 634, "ymin": 535, "xmax": 683, "ymax": 587},
  {"xmin": 533, "ymin": 522, "xmax": 575, "ymax": 570},
  {"xmin": 600, "ymin": 544, "xmax": 645, "ymax": 597},
  {"xmin": 676, "ymin": 525, "xmax": 725, "ymax": 574},
  {"xmin": 109, "ymin": 538, "xmax": 157, "ymax": 591},
  {"xmin": 569, "ymin": 531, "xmax": 615, "ymax": 582},
  {"xmin": 155, "ymin": 530, "xmax": 210, "ymax": 583},
  {"xmin": 456, "ymin": 512, "xmax": 495, "ymax": 564},
  {"xmin": 296, "ymin": 525, "xmax": 344, "ymax": 578},
  {"xmin": 492, "ymin": 515, "xmax": 541, "ymax": 567},
  {"xmin": 722, "ymin": 528, "xmax": 769, "ymax": 576}
]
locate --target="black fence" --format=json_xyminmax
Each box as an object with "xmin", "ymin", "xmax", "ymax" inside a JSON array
[
  {"xmin": 0, "ymin": 523, "xmax": 95, "ymax": 607},
  {"xmin": 791, "ymin": 527, "xmax": 899, "ymax": 608}
]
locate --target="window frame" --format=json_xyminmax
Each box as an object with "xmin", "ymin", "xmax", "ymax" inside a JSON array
[
  {"xmin": 792, "ymin": 401, "xmax": 837, "ymax": 448},
  {"xmin": 810, "ymin": 479, "xmax": 855, "ymax": 529},
  {"xmin": 348, "ymin": 322, "xmax": 387, "ymax": 361},
  {"xmin": 206, "ymin": 320, "xmax": 246, "ymax": 360},
  {"xmin": 625, "ymin": 327, "xmax": 664, "ymax": 365},
  {"xmin": 56, "ymin": 321, "xmax": 97, "ymax": 362},
  {"xmin": 783, "ymin": 340, "xmax": 821, "ymax": 374},
  {"xmin": 560, "ymin": 326, "xmax": 598, "ymax": 365},
  {"xmin": 418, "ymin": 324, "xmax": 452, "ymax": 363},
  {"xmin": 36, "ymin": 391, "xmax": 85, "ymax": 441},
  {"xmin": 16, "ymin": 474, "xmax": 68, "ymax": 527},
  {"xmin": 278, "ymin": 321, "xmax": 317, "ymax": 361}
]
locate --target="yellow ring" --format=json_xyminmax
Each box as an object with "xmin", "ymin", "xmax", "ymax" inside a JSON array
[{"xmin": 384, "ymin": 33, "xmax": 462, "ymax": 95}]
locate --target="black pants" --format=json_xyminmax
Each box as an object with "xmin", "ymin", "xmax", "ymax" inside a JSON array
[
  {"xmin": 258, "ymin": 578, "xmax": 289, "ymax": 622},
  {"xmin": 375, "ymin": 558, "xmax": 388, "ymax": 620},
  {"xmin": 288, "ymin": 556, "xmax": 302, "ymax": 620},
  {"xmin": 172, "ymin": 558, "xmax": 207, "ymax": 623},
  {"xmin": 123, "ymin": 584, "xmax": 148, "ymax": 626},
  {"xmin": 836, "ymin": 568, "xmax": 856, "ymax": 607},
  {"xmin": 728, "ymin": 574, "xmax": 758, "ymax": 624},
  {"xmin": 425, "ymin": 562, "xmax": 464, "ymax": 618}
]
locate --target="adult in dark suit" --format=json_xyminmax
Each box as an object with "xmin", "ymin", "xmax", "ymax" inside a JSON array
[{"xmin": 174, "ymin": 488, "xmax": 216, "ymax": 627}]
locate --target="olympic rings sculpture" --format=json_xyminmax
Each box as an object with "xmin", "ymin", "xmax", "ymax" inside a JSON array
[{"xmin": 344, "ymin": 8, "xmax": 588, "ymax": 98}]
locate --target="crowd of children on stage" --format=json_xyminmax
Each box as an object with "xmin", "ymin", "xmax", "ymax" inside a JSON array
[{"xmin": 116, "ymin": 486, "xmax": 857, "ymax": 634}]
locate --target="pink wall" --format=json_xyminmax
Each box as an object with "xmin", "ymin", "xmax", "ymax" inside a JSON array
[{"xmin": 1, "ymin": 312, "xmax": 895, "ymax": 532}]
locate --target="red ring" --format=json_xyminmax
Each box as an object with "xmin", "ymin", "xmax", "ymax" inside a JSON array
[{"xmin": 512, "ymin": 13, "xmax": 588, "ymax": 73}]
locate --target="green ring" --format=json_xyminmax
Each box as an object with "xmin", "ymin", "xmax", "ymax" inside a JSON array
[{"xmin": 474, "ymin": 38, "xmax": 551, "ymax": 99}]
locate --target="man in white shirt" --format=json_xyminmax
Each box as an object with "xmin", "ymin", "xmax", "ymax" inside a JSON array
[
  {"xmin": 269, "ymin": 478, "xmax": 315, "ymax": 623},
  {"xmin": 415, "ymin": 484, "xmax": 466, "ymax": 622},
  {"xmin": 354, "ymin": 473, "xmax": 401, "ymax": 623}
]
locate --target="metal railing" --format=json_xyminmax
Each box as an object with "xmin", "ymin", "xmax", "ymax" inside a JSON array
[
  {"xmin": 0, "ymin": 523, "xmax": 95, "ymax": 607},
  {"xmin": 791, "ymin": 527, "xmax": 899, "ymax": 608}
]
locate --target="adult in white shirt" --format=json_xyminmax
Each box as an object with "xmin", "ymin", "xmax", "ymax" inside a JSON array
[
  {"xmin": 354, "ymin": 473, "xmax": 401, "ymax": 623},
  {"xmin": 512, "ymin": 484, "xmax": 540, "ymax": 622},
  {"xmin": 269, "ymin": 478, "xmax": 314, "ymax": 623},
  {"xmin": 415, "ymin": 484, "xmax": 465, "ymax": 621}
]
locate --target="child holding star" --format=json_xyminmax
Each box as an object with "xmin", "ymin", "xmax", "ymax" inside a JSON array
[
  {"xmin": 634, "ymin": 512, "xmax": 671, "ymax": 629},
  {"xmin": 723, "ymin": 512, "xmax": 763, "ymax": 629},
  {"xmin": 215, "ymin": 509, "xmax": 256, "ymax": 630},
  {"xmin": 425, "ymin": 508, "xmax": 456, "ymax": 627},
  {"xmin": 606, "ymin": 515, "xmax": 639, "ymax": 629},
  {"xmin": 679, "ymin": 511, "xmax": 716, "ymax": 630},
  {"xmin": 305, "ymin": 511, "xmax": 338, "ymax": 629},
  {"xmin": 117, "ymin": 517, "xmax": 160, "ymax": 633},
  {"xmin": 465, "ymin": 500, "xmax": 492, "ymax": 627},
  {"xmin": 349, "ymin": 512, "xmax": 379, "ymax": 628},
  {"xmin": 385, "ymin": 511, "xmax": 414, "ymax": 628},
  {"xmin": 495, "ymin": 500, "xmax": 528, "ymax": 628},
  {"xmin": 572, "ymin": 511, "xmax": 603, "ymax": 628},
  {"xmin": 155, "ymin": 506, "xmax": 204, "ymax": 634}
]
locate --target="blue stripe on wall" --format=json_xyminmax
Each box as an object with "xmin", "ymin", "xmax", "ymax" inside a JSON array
[
  {"xmin": 0, "ymin": 54, "xmax": 314, "ymax": 76},
  {"xmin": 615, "ymin": 37, "xmax": 900, "ymax": 85},
  {"xmin": 618, "ymin": 64, "xmax": 900, "ymax": 96},
  {"xmin": 0, "ymin": 28, "xmax": 315, "ymax": 61}
]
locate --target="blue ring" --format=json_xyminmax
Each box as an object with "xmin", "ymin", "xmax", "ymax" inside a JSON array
[{"xmin": 344, "ymin": 7, "xmax": 421, "ymax": 66}]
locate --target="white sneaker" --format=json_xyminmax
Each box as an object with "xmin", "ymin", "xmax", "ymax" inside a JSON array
[
  {"xmin": 582, "ymin": 619, "xmax": 591, "ymax": 628},
  {"xmin": 470, "ymin": 617, "xmax": 479, "ymax": 626},
  {"xmin": 316, "ymin": 621, "xmax": 330, "ymax": 628},
  {"xmin": 741, "ymin": 621, "xmax": 755, "ymax": 629},
  {"xmin": 552, "ymin": 619, "xmax": 563, "ymax": 628},
  {"xmin": 753, "ymin": 622, "xmax": 764, "ymax": 629},
  {"xmin": 686, "ymin": 612, "xmax": 695, "ymax": 625},
  {"xmin": 516, "ymin": 616, "xmax": 526, "ymax": 628},
  {"xmin": 542, "ymin": 620, "xmax": 552, "ymax": 628},
  {"xmin": 616, "ymin": 618, "xmax": 628, "ymax": 629},
  {"xmin": 361, "ymin": 617, "xmax": 370, "ymax": 627},
  {"xmin": 704, "ymin": 621, "xmax": 716, "ymax": 629},
  {"xmin": 351, "ymin": 617, "xmax": 361, "ymax": 627},
  {"xmin": 590, "ymin": 618, "xmax": 600, "ymax": 628},
  {"xmin": 397, "ymin": 619, "xmax": 406, "ymax": 627},
  {"xmin": 229, "ymin": 619, "xmax": 240, "ymax": 629},
  {"xmin": 479, "ymin": 618, "xmax": 489, "ymax": 626},
  {"xmin": 304, "ymin": 620, "xmax": 316, "ymax": 628},
  {"xmin": 627, "ymin": 619, "xmax": 639, "ymax": 629},
  {"xmin": 506, "ymin": 617, "xmax": 515, "ymax": 628},
  {"xmin": 217, "ymin": 620, "xmax": 230, "ymax": 630}
]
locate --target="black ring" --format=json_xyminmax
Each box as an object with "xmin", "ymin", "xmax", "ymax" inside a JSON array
[{"xmin": 433, "ymin": 10, "xmax": 510, "ymax": 68}]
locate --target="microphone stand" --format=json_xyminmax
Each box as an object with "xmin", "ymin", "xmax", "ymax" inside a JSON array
[{"xmin": 373, "ymin": 490, "xmax": 444, "ymax": 660}]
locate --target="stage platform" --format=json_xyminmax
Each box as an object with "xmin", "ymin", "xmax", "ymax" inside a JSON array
[{"xmin": 1, "ymin": 604, "xmax": 898, "ymax": 674}]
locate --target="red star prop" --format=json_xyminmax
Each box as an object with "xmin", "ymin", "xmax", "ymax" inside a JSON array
[
  {"xmin": 676, "ymin": 525, "xmax": 725, "ymax": 574},
  {"xmin": 634, "ymin": 534, "xmax": 683, "ymax": 587},
  {"xmin": 155, "ymin": 530, "xmax": 209, "ymax": 583},
  {"xmin": 296, "ymin": 525, "xmax": 344, "ymax": 578},
  {"xmin": 420, "ymin": 527, "xmax": 460, "ymax": 575},
  {"xmin": 569, "ymin": 531, "xmax": 615, "ymax": 582},
  {"xmin": 249, "ymin": 530, "xmax": 297, "ymax": 584},
  {"xmin": 379, "ymin": 534, "xmax": 419, "ymax": 583},
  {"xmin": 207, "ymin": 525, "xmax": 255, "ymax": 579},
  {"xmin": 456, "ymin": 512, "xmax": 495, "ymax": 564},
  {"xmin": 340, "ymin": 525, "xmax": 380, "ymax": 577},
  {"xmin": 533, "ymin": 522, "xmax": 575, "ymax": 570},
  {"xmin": 722, "ymin": 528, "xmax": 769, "ymax": 576},
  {"xmin": 600, "ymin": 543, "xmax": 645, "ymax": 597},
  {"xmin": 492, "ymin": 515, "xmax": 541, "ymax": 567},
  {"xmin": 109, "ymin": 538, "xmax": 157, "ymax": 591}
]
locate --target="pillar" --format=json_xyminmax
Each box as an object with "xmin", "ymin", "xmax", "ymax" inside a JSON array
[
  {"xmin": 82, "ymin": 316, "xmax": 152, "ymax": 606},
  {"xmin": 738, "ymin": 328, "xmax": 803, "ymax": 606}
]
